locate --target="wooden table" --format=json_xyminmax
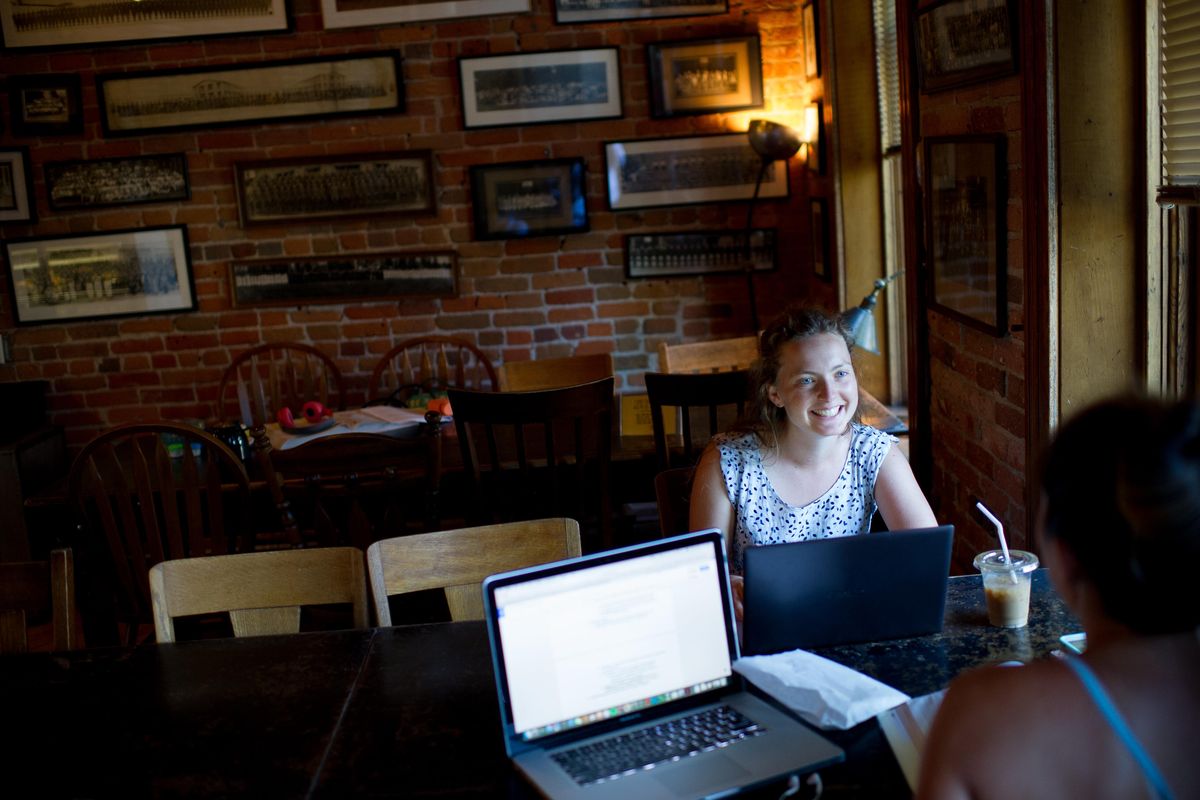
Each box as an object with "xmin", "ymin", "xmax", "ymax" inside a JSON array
[{"xmin": 0, "ymin": 572, "xmax": 1077, "ymax": 798}]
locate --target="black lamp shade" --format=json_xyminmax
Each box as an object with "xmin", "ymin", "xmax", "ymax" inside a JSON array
[{"xmin": 748, "ymin": 119, "xmax": 802, "ymax": 162}]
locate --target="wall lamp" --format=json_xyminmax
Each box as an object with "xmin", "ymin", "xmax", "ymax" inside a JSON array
[
  {"xmin": 744, "ymin": 119, "xmax": 803, "ymax": 331},
  {"xmin": 841, "ymin": 271, "xmax": 904, "ymax": 354}
]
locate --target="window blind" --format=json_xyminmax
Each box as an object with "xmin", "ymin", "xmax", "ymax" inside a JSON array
[
  {"xmin": 873, "ymin": 0, "xmax": 901, "ymax": 153},
  {"xmin": 1163, "ymin": 0, "xmax": 1200, "ymax": 184}
]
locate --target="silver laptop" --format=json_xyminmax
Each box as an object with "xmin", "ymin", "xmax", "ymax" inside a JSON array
[{"xmin": 482, "ymin": 529, "xmax": 844, "ymax": 800}]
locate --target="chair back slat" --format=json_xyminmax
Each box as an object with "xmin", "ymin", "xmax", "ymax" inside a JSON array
[
  {"xmin": 368, "ymin": 336, "xmax": 497, "ymax": 403},
  {"xmin": 216, "ymin": 343, "xmax": 345, "ymax": 427}
]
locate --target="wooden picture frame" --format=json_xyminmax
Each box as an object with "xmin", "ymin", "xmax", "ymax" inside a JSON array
[
  {"xmin": 0, "ymin": 147, "xmax": 36, "ymax": 224},
  {"xmin": 916, "ymin": 0, "xmax": 1018, "ymax": 93},
  {"xmin": 3, "ymin": 225, "xmax": 195, "ymax": 326},
  {"xmin": 604, "ymin": 133, "xmax": 789, "ymax": 211},
  {"xmin": 810, "ymin": 199, "xmax": 829, "ymax": 281},
  {"xmin": 552, "ymin": 0, "xmax": 726, "ymax": 24},
  {"xmin": 97, "ymin": 52, "xmax": 403, "ymax": 137},
  {"xmin": 803, "ymin": 1, "xmax": 820, "ymax": 79},
  {"xmin": 458, "ymin": 48, "xmax": 622, "ymax": 130},
  {"xmin": 234, "ymin": 150, "xmax": 434, "ymax": 227},
  {"xmin": 229, "ymin": 252, "xmax": 457, "ymax": 308},
  {"xmin": 44, "ymin": 153, "xmax": 190, "ymax": 211},
  {"xmin": 0, "ymin": 0, "xmax": 291, "ymax": 50},
  {"xmin": 625, "ymin": 229, "xmax": 776, "ymax": 279},
  {"xmin": 319, "ymin": 0, "xmax": 528, "ymax": 28},
  {"xmin": 8, "ymin": 74, "xmax": 83, "ymax": 136},
  {"xmin": 646, "ymin": 36, "xmax": 763, "ymax": 118},
  {"xmin": 925, "ymin": 135, "xmax": 1008, "ymax": 335},
  {"xmin": 470, "ymin": 158, "xmax": 588, "ymax": 240}
]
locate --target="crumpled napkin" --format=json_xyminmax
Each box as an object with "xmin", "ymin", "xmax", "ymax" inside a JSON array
[{"xmin": 734, "ymin": 649, "xmax": 910, "ymax": 730}]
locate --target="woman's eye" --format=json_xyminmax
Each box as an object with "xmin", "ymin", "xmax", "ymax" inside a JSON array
[
  {"xmin": 799, "ymin": 376, "xmax": 814, "ymax": 386},
  {"xmin": 835, "ymin": 369, "xmax": 850, "ymax": 379}
]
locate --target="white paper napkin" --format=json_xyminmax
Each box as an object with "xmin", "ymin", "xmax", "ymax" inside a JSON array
[{"xmin": 734, "ymin": 649, "xmax": 910, "ymax": 730}]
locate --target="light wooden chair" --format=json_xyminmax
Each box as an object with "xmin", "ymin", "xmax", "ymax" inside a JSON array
[
  {"xmin": 497, "ymin": 352, "xmax": 614, "ymax": 391},
  {"xmin": 0, "ymin": 547, "xmax": 79, "ymax": 653},
  {"xmin": 148, "ymin": 546, "xmax": 369, "ymax": 643},
  {"xmin": 216, "ymin": 342, "xmax": 345, "ymax": 429},
  {"xmin": 368, "ymin": 335, "xmax": 498, "ymax": 405},
  {"xmin": 366, "ymin": 518, "xmax": 581, "ymax": 624},
  {"xmin": 657, "ymin": 336, "xmax": 758, "ymax": 374}
]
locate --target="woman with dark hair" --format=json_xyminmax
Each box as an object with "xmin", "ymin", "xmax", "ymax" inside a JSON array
[
  {"xmin": 689, "ymin": 306, "xmax": 936, "ymax": 620},
  {"xmin": 918, "ymin": 395, "xmax": 1200, "ymax": 800}
]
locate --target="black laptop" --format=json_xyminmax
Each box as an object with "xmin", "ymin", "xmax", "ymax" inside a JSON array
[
  {"xmin": 741, "ymin": 525, "xmax": 955, "ymax": 656},
  {"xmin": 482, "ymin": 529, "xmax": 844, "ymax": 800}
]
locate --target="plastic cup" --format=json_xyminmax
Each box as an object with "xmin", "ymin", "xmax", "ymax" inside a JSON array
[{"xmin": 973, "ymin": 549, "xmax": 1039, "ymax": 628}]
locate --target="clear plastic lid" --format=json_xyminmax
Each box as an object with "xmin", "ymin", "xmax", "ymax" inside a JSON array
[{"xmin": 973, "ymin": 549, "xmax": 1039, "ymax": 574}]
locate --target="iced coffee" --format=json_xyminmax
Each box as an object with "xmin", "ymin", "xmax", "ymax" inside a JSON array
[{"xmin": 973, "ymin": 550, "xmax": 1039, "ymax": 628}]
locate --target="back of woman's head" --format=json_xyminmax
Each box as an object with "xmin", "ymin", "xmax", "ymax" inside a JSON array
[{"xmin": 1040, "ymin": 395, "xmax": 1200, "ymax": 634}]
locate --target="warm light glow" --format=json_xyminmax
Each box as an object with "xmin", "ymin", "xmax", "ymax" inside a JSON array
[{"xmin": 803, "ymin": 105, "xmax": 820, "ymax": 145}]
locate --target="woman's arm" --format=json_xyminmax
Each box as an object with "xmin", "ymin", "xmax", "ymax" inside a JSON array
[
  {"xmin": 689, "ymin": 443, "xmax": 743, "ymax": 621},
  {"xmin": 875, "ymin": 445, "xmax": 938, "ymax": 530}
]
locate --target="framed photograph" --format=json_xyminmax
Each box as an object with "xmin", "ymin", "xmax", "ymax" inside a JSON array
[
  {"xmin": 8, "ymin": 74, "xmax": 83, "ymax": 136},
  {"xmin": 925, "ymin": 135, "xmax": 1008, "ymax": 335},
  {"xmin": 810, "ymin": 199, "xmax": 829, "ymax": 281},
  {"xmin": 470, "ymin": 158, "xmax": 588, "ymax": 240},
  {"xmin": 319, "ymin": 0, "xmax": 527, "ymax": 28},
  {"xmin": 803, "ymin": 1, "xmax": 820, "ymax": 79},
  {"xmin": 235, "ymin": 151, "xmax": 434, "ymax": 227},
  {"xmin": 552, "ymin": 0, "xmax": 726, "ymax": 23},
  {"xmin": 44, "ymin": 153, "xmax": 190, "ymax": 211},
  {"xmin": 604, "ymin": 133, "xmax": 789, "ymax": 211},
  {"xmin": 458, "ymin": 48, "xmax": 622, "ymax": 130},
  {"xmin": 229, "ymin": 251, "xmax": 457, "ymax": 308},
  {"xmin": 0, "ymin": 148, "xmax": 36, "ymax": 224},
  {"xmin": 646, "ymin": 36, "xmax": 763, "ymax": 118},
  {"xmin": 625, "ymin": 229, "xmax": 777, "ymax": 279},
  {"xmin": 3, "ymin": 225, "xmax": 195, "ymax": 326},
  {"xmin": 916, "ymin": 0, "xmax": 1018, "ymax": 93},
  {"xmin": 97, "ymin": 52, "xmax": 403, "ymax": 137},
  {"xmin": 0, "ymin": 0, "xmax": 291, "ymax": 50}
]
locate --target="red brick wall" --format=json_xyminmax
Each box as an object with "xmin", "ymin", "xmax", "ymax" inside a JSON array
[
  {"xmin": 917, "ymin": 76, "xmax": 1029, "ymax": 570},
  {"xmin": 0, "ymin": 0, "xmax": 830, "ymax": 450}
]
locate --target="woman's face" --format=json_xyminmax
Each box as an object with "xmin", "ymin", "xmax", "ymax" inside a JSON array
[{"xmin": 767, "ymin": 333, "xmax": 858, "ymax": 439}]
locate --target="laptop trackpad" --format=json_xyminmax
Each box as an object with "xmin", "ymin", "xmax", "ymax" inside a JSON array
[{"xmin": 653, "ymin": 754, "xmax": 749, "ymax": 797}]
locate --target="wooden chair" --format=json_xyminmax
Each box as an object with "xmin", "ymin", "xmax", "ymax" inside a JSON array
[
  {"xmin": 368, "ymin": 335, "xmax": 497, "ymax": 405},
  {"xmin": 657, "ymin": 336, "xmax": 758, "ymax": 374},
  {"xmin": 366, "ymin": 518, "xmax": 580, "ymax": 624},
  {"xmin": 654, "ymin": 467, "xmax": 695, "ymax": 538},
  {"xmin": 67, "ymin": 422, "xmax": 253, "ymax": 646},
  {"xmin": 268, "ymin": 426, "xmax": 443, "ymax": 550},
  {"xmin": 644, "ymin": 370, "xmax": 751, "ymax": 470},
  {"xmin": 215, "ymin": 342, "xmax": 346, "ymax": 428},
  {"xmin": 497, "ymin": 352, "xmax": 614, "ymax": 391},
  {"xmin": 0, "ymin": 547, "xmax": 79, "ymax": 653},
  {"xmin": 149, "ymin": 546, "xmax": 368, "ymax": 643},
  {"xmin": 448, "ymin": 378, "xmax": 615, "ymax": 550}
]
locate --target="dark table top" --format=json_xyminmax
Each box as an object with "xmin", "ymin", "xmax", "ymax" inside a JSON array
[{"xmin": 0, "ymin": 571, "xmax": 1078, "ymax": 799}]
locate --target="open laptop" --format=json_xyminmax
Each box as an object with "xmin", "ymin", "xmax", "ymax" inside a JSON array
[
  {"xmin": 482, "ymin": 529, "xmax": 844, "ymax": 800},
  {"xmin": 742, "ymin": 525, "xmax": 955, "ymax": 656}
]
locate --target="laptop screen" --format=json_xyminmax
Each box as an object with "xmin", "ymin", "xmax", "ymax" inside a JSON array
[{"xmin": 490, "ymin": 535, "xmax": 734, "ymax": 742}]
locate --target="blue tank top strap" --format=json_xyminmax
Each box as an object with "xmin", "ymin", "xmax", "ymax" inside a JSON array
[{"xmin": 1061, "ymin": 655, "xmax": 1175, "ymax": 800}]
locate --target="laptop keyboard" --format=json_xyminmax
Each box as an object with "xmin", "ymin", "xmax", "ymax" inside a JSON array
[{"xmin": 550, "ymin": 704, "xmax": 766, "ymax": 786}]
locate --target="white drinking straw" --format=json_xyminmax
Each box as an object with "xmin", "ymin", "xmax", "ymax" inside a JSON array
[{"xmin": 975, "ymin": 501, "xmax": 1019, "ymax": 583}]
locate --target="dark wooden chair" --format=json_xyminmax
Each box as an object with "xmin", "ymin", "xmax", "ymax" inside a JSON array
[
  {"xmin": 149, "ymin": 546, "xmax": 369, "ymax": 643},
  {"xmin": 0, "ymin": 547, "xmax": 80, "ymax": 653},
  {"xmin": 654, "ymin": 467, "xmax": 695, "ymax": 538},
  {"xmin": 66, "ymin": 422, "xmax": 253, "ymax": 646},
  {"xmin": 368, "ymin": 336, "xmax": 497, "ymax": 405},
  {"xmin": 643, "ymin": 369, "xmax": 751, "ymax": 471},
  {"xmin": 448, "ymin": 378, "xmax": 615, "ymax": 552},
  {"xmin": 215, "ymin": 342, "xmax": 346, "ymax": 429},
  {"xmin": 268, "ymin": 423, "xmax": 443, "ymax": 551}
]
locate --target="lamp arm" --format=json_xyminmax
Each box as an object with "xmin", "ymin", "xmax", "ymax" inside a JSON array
[{"xmin": 743, "ymin": 158, "xmax": 772, "ymax": 332}]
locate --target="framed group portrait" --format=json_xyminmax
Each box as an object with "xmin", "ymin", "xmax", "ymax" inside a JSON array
[
  {"xmin": 470, "ymin": 158, "xmax": 588, "ymax": 240},
  {"xmin": 44, "ymin": 153, "xmax": 191, "ymax": 211},
  {"xmin": 552, "ymin": 0, "xmax": 726, "ymax": 24},
  {"xmin": 319, "ymin": 0, "xmax": 527, "ymax": 28},
  {"xmin": 646, "ymin": 36, "xmax": 763, "ymax": 118},
  {"xmin": 0, "ymin": 148, "xmax": 36, "ymax": 224},
  {"xmin": 7, "ymin": 74, "xmax": 83, "ymax": 137},
  {"xmin": 916, "ymin": 0, "xmax": 1018, "ymax": 93},
  {"xmin": 625, "ymin": 229, "xmax": 777, "ymax": 279},
  {"xmin": 229, "ymin": 251, "xmax": 457, "ymax": 308}
]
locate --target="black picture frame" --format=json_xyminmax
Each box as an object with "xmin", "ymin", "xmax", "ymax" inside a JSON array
[
  {"xmin": 319, "ymin": 0, "xmax": 527, "ymax": 28},
  {"xmin": 803, "ymin": 0, "xmax": 820, "ymax": 79},
  {"xmin": 458, "ymin": 47, "xmax": 623, "ymax": 130},
  {"xmin": 646, "ymin": 36, "xmax": 763, "ymax": 119},
  {"xmin": 229, "ymin": 251, "xmax": 457, "ymax": 308},
  {"xmin": 625, "ymin": 229, "xmax": 777, "ymax": 279},
  {"xmin": 8, "ymin": 73, "xmax": 83, "ymax": 136},
  {"xmin": 605, "ymin": 133, "xmax": 789, "ymax": 211},
  {"xmin": 925, "ymin": 135, "xmax": 1008, "ymax": 335},
  {"xmin": 916, "ymin": 0, "xmax": 1018, "ymax": 93},
  {"xmin": 552, "ymin": 0, "xmax": 726, "ymax": 24},
  {"xmin": 3, "ymin": 225, "xmax": 196, "ymax": 326},
  {"xmin": 470, "ymin": 157, "xmax": 588, "ymax": 240},
  {"xmin": 234, "ymin": 150, "xmax": 435, "ymax": 227},
  {"xmin": 97, "ymin": 52, "xmax": 403, "ymax": 137},
  {"xmin": 810, "ymin": 199, "xmax": 829, "ymax": 281},
  {"xmin": 44, "ymin": 153, "xmax": 191, "ymax": 211},
  {"xmin": 0, "ymin": 147, "xmax": 36, "ymax": 224}
]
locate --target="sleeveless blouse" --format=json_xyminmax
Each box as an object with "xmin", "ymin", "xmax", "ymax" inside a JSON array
[{"xmin": 716, "ymin": 422, "xmax": 895, "ymax": 571}]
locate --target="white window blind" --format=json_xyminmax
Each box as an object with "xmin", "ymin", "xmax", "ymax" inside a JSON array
[
  {"xmin": 873, "ymin": 0, "xmax": 901, "ymax": 153},
  {"xmin": 1162, "ymin": 0, "xmax": 1200, "ymax": 183}
]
